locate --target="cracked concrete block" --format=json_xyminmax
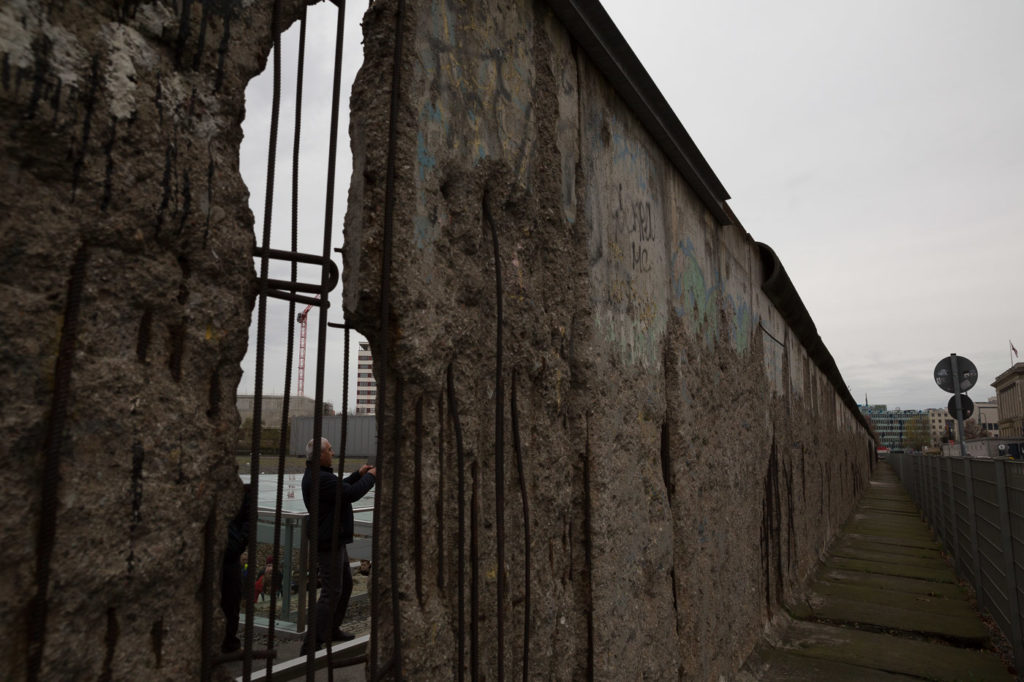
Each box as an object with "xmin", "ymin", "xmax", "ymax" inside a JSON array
[{"xmin": 0, "ymin": 1, "xmax": 309, "ymax": 679}]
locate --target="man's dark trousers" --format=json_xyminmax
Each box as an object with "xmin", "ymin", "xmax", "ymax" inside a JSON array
[{"xmin": 308, "ymin": 544, "xmax": 352, "ymax": 648}]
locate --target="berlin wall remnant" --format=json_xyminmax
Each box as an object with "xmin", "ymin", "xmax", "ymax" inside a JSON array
[
  {"xmin": 0, "ymin": 0, "xmax": 874, "ymax": 680},
  {"xmin": 344, "ymin": 0, "xmax": 874, "ymax": 679},
  {"xmin": 0, "ymin": 1, "xmax": 310, "ymax": 679}
]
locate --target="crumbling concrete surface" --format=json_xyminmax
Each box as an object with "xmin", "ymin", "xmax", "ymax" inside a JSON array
[
  {"xmin": 0, "ymin": 0, "xmax": 873, "ymax": 679},
  {"xmin": 345, "ymin": 0, "xmax": 874, "ymax": 680},
  {"xmin": 0, "ymin": 1, "xmax": 305, "ymax": 679}
]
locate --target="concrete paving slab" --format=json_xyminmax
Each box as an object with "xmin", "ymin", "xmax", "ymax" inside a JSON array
[
  {"xmin": 749, "ymin": 648, "xmax": 920, "ymax": 681},
  {"xmin": 849, "ymin": 517, "xmax": 925, "ymax": 530},
  {"xmin": 809, "ymin": 579, "xmax": 981, "ymax": 617},
  {"xmin": 825, "ymin": 555, "xmax": 958, "ymax": 583},
  {"xmin": 857, "ymin": 500, "xmax": 921, "ymax": 513},
  {"xmin": 819, "ymin": 568, "xmax": 970, "ymax": 599},
  {"xmin": 828, "ymin": 545, "xmax": 949, "ymax": 568},
  {"xmin": 806, "ymin": 593, "xmax": 991, "ymax": 644},
  {"xmin": 848, "ymin": 509, "xmax": 932, "ymax": 525},
  {"xmin": 833, "ymin": 537, "xmax": 944, "ymax": 559},
  {"xmin": 748, "ymin": 462, "xmax": 1014, "ymax": 681},
  {"xmin": 776, "ymin": 620, "xmax": 1012, "ymax": 681},
  {"xmin": 839, "ymin": 532, "xmax": 942, "ymax": 551},
  {"xmin": 844, "ymin": 520, "xmax": 936, "ymax": 541}
]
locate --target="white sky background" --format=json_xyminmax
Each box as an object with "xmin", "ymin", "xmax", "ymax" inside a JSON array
[
  {"xmin": 239, "ymin": 2, "xmax": 366, "ymax": 414},
  {"xmin": 240, "ymin": 0, "xmax": 1024, "ymax": 414}
]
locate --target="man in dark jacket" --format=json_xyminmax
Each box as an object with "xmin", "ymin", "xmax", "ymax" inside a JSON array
[
  {"xmin": 220, "ymin": 484, "xmax": 251, "ymax": 653},
  {"xmin": 301, "ymin": 437, "xmax": 376, "ymax": 653}
]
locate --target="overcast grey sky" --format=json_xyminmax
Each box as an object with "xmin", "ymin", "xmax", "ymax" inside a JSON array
[
  {"xmin": 603, "ymin": 0, "xmax": 1024, "ymax": 409},
  {"xmin": 239, "ymin": 2, "xmax": 365, "ymax": 414},
  {"xmin": 240, "ymin": 0, "xmax": 1023, "ymax": 414}
]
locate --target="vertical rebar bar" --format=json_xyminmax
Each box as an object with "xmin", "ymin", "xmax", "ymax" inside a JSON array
[
  {"xmin": 483, "ymin": 194, "xmax": 506, "ymax": 681},
  {"xmin": 372, "ymin": 0, "xmax": 407, "ymax": 675},
  {"xmin": 246, "ymin": 1, "xmax": 283, "ymax": 678},
  {"xmin": 447, "ymin": 365, "xmax": 467, "ymax": 682},
  {"xmin": 308, "ymin": 2, "xmax": 348, "ymax": 678},
  {"xmin": 510, "ymin": 370, "xmax": 531, "ymax": 681},
  {"xmin": 27, "ymin": 245, "xmax": 88, "ymax": 682},
  {"xmin": 266, "ymin": 8, "xmax": 308, "ymax": 677}
]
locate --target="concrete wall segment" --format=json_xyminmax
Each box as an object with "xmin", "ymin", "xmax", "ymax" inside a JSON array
[
  {"xmin": 0, "ymin": 0, "xmax": 874, "ymax": 679},
  {"xmin": 0, "ymin": 0, "xmax": 314, "ymax": 678},
  {"xmin": 346, "ymin": 0, "xmax": 873, "ymax": 679}
]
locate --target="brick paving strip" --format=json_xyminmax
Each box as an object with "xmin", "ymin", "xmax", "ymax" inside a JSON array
[{"xmin": 745, "ymin": 461, "xmax": 1015, "ymax": 681}]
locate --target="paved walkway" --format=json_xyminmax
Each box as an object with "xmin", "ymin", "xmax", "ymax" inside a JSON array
[{"xmin": 746, "ymin": 461, "xmax": 1014, "ymax": 681}]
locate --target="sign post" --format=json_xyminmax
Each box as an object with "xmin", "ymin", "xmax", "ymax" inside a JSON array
[
  {"xmin": 950, "ymin": 355, "xmax": 968, "ymax": 458},
  {"xmin": 933, "ymin": 354, "xmax": 978, "ymax": 458}
]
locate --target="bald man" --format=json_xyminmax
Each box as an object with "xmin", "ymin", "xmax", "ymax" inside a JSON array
[{"xmin": 301, "ymin": 437, "xmax": 376, "ymax": 653}]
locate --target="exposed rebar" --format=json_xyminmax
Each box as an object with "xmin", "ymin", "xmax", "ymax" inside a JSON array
[
  {"xmin": 265, "ymin": 7, "xmax": 308, "ymax": 676},
  {"xmin": 27, "ymin": 245, "xmax": 89, "ymax": 682},
  {"xmin": 244, "ymin": 0, "xmax": 282, "ymax": 676}
]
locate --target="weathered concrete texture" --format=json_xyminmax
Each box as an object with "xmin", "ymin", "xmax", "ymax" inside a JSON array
[
  {"xmin": 744, "ymin": 464, "xmax": 1013, "ymax": 681},
  {"xmin": 344, "ymin": 0, "xmax": 873, "ymax": 679},
  {"xmin": 0, "ymin": 1, "xmax": 306, "ymax": 679}
]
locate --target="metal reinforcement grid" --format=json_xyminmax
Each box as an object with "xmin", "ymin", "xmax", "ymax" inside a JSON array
[
  {"xmin": 890, "ymin": 452, "xmax": 1024, "ymax": 671},
  {"xmin": 203, "ymin": 2, "xmax": 364, "ymax": 681}
]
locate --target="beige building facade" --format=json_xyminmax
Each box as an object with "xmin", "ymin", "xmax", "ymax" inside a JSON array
[
  {"xmin": 926, "ymin": 398, "xmax": 999, "ymax": 445},
  {"xmin": 976, "ymin": 400, "xmax": 1000, "ymax": 437},
  {"xmin": 927, "ymin": 407, "xmax": 956, "ymax": 445},
  {"xmin": 993, "ymin": 363, "xmax": 1024, "ymax": 439}
]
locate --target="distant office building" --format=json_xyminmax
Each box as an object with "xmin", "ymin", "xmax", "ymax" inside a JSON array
[
  {"xmin": 926, "ymin": 401, "xmax": 998, "ymax": 445},
  {"xmin": 992, "ymin": 363, "xmax": 1024, "ymax": 438},
  {"xmin": 926, "ymin": 407, "xmax": 957, "ymax": 445},
  {"xmin": 860, "ymin": 404, "xmax": 925, "ymax": 449},
  {"xmin": 356, "ymin": 341, "xmax": 377, "ymax": 415},
  {"xmin": 236, "ymin": 395, "xmax": 334, "ymax": 427}
]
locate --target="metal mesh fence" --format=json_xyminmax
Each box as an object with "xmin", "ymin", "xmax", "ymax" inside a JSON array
[{"xmin": 889, "ymin": 452, "xmax": 1024, "ymax": 671}]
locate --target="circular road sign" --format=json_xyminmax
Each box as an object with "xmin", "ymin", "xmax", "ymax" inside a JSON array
[
  {"xmin": 948, "ymin": 394, "xmax": 975, "ymax": 420},
  {"xmin": 934, "ymin": 356, "xmax": 978, "ymax": 393}
]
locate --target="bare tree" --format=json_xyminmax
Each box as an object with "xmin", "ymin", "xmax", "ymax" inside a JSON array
[{"xmin": 903, "ymin": 415, "xmax": 931, "ymax": 451}]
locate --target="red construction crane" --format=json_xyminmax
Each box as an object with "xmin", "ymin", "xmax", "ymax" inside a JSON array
[{"xmin": 296, "ymin": 295, "xmax": 319, "ymax": 396}]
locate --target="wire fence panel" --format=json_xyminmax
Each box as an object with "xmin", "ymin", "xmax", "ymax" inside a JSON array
[{"xmin": 890, "ymin": 452, "xmax": 1024, "ymax": 671}]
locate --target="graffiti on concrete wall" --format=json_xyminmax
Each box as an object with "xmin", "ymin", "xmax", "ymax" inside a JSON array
[
  {"xmin": 411, "ymin": 0, "xmax": 537, "ymax": 250},
  {"xmin": 585, "ymin": 109, "xmax": 667, "ymax": 370},
  {"xmin": 585, "ymin": 104, "xmax": 759, "ymax": 367},
  {"xmin": 761, "ymin": 323, "xmax": 787, "ymax": 394},
  {"xmin": 668, "ymin": 238, "xmax": 749, "ymax": 356},
  {"xmin": 726, "ymin": 294, "xmax": 753, "ymax": 355},
  {"xmin": 670, "ymin": 236, "xmax": 719, "ymax": 347}
]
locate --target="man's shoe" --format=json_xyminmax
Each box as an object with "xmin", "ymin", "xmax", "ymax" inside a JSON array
[
  {"xmin": 299, "ymin": 641, "xmax": 322, "ymax": 656},
  {"xmin": 331, "ymin": 629, "xmax": 355, "ymax": 642}
]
